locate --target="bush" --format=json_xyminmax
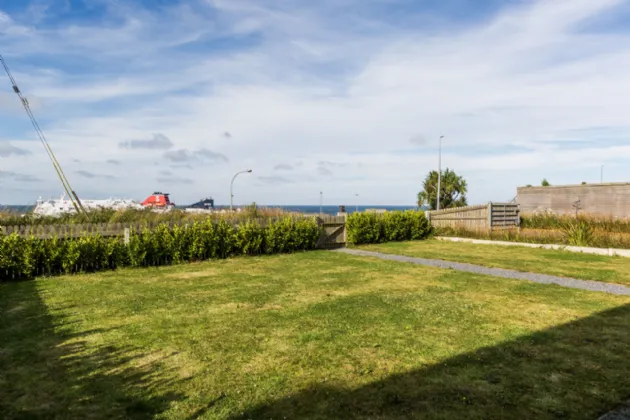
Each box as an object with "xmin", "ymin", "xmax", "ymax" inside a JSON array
[
  {"xmin": 0, "ymin": 216, "xmax": 320, "ymax": 281},
  {"xmin": 562, "ymin": 220, "xmax": 594, "ymax": 247},
  {"xmin": 347, "ymin": 210, "xmax": 432, "ymax": 245}
]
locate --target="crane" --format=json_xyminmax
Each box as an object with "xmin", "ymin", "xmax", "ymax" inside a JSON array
[{"xmin": 0, "ymin": 53, "xmax": 87, "ymax": 216}]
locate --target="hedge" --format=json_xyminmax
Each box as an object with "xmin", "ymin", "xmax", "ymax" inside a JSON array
[
  {"xmin": 0, "ymin": 217, "xmax": 320, "ymax": 281},
  {"xmin": 346, "ymin": 210, "xmax": 432, "ymax": 245}
]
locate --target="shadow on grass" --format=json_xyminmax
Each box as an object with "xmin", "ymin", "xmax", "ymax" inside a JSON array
[
  {"xmin": 233, "ymin": 304, "xmax": 630, "ymax": 420},
  {"xmin": 0, "ymin": 279, "xmax": 188, "ymax": 419}
]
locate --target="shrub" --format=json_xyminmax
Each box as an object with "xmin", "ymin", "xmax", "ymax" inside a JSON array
[
  {"xmin": 347, "ymin": 210, "xmax": 432, "ymax": 245},
  {"xmin": 562, "ymin": 220, "xmax": 594, "ymax": 247},
  {"xmin": 0, "ymin": 216, "xmax": 321, "ymax": 281}
]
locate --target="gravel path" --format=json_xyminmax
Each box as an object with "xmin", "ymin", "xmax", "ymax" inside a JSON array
[{"xmin": 337, "ymin": 248, "xmax": 630, "ymax": 296}]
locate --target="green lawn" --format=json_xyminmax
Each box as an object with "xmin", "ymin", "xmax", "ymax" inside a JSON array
[
  {"xmin": 2, "ymin": 251, "xmax": 630, "ymax": 419},
  {"xmin": 362, "ymin": 239, "xmax": 630, "ymax": 286}
]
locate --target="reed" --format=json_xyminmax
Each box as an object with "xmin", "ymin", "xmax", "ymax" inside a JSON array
[{"xmin": 0, "ymin": 204, "xmax": 294, "ymax": 227}]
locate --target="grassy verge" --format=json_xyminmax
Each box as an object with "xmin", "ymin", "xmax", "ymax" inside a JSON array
[
  {"xmin": 362, "ymin": 239, "xmax": 630, "ymax": 286},
  {"xmin": 2, "ymin": 251, "xmax": 630, "ymax": 419},
  {"xmin": 522, "ymin": 212, "xmax": 630, "ymax": 233},
  {"xmin": 436, "ymin": 226, "xmax": 630, "ymax": 249}
]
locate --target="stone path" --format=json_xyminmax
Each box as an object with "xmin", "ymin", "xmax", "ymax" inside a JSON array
[{"xmin": 336, "ymin": 248, "xmax": 630, "ymax": 296}]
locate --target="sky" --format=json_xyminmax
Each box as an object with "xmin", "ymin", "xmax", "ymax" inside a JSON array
[{"xmin": 1, "ymin": 0, "xmax": 630, "ymax": 206}]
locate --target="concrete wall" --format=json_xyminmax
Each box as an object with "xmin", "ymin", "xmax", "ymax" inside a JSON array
[{"xmin": 516, "ymin": 182, "xmax": 630, "ymax": 217}]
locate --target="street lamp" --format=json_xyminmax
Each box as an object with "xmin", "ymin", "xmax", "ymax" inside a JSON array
[
  {"xmin": 320, "ymin": 191, "xmax": 323, "ymax": 215},
  {"xmin": 355, "ymin": 193, "xmax": 359, "ymax": 213},
  {"xmin": 437, "ymin": 135, "xmax": 444, "ymax": 211},
  {"xmin": 230, "ymin": 169, "xmax": 252, "ymax": 211}
]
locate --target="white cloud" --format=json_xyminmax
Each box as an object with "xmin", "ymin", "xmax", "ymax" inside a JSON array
[{"xmin": 1, "ymin": 0, "xmax": 630, "ymax": 205}]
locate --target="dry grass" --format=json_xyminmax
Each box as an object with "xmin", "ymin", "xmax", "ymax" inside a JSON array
[{"xmin": 0, "ymin": 204, "xmax": 295, "ymax": 227}]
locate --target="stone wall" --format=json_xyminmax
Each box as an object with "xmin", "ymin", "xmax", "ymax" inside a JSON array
[{"xmin": 516, "ymin": 182, "xmax": 630, "ymax": 217}]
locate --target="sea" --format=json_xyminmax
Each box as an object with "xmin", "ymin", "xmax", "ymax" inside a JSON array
[
  {"xmin": 0, "ymin": 204, "xmax": 421, "ymax": 216},
  {"xmin": 251, "ymin": 205, "xmax": 421, "ymax": 215}
]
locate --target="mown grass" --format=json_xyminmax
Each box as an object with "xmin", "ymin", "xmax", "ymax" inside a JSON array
[
  {"xmin": 2, "ymin": 251, "xmax": 630, "ymax": 419},
  {"xmin": 362, "ymin": 239, "xmax": 630, "ymax": 286}
]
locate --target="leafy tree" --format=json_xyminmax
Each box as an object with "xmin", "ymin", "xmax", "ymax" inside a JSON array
[
  {"xmin": 541, "ymin": 178, "xmax": 551, "ymax": 187},
  {"xmin": 417, "ymin": 168, "xmax": 468, "ymax": 210}
]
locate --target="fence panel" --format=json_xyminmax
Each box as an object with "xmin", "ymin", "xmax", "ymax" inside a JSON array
[
  {"xmin": 427, "ymin": 205, "xmax": 490, "ymax": 230},
  {"xmin": 427, "ymin": 203, "xmax": 520, "ymax": 230},
  {"xmin": 490, "ymin": 203, "xmax": 520, "ymax": 229}
]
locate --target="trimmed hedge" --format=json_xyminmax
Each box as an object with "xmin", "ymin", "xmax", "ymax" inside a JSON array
[
  {"xmin": 0, "ymin": 217, "xmax": 320, "ymax": 281},
  {"xmin": 346, "ymin": 210, "xmax": 432, "ymax": 245}
]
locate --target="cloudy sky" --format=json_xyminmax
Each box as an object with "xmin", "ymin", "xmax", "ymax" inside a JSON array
[{"xmin": 1, "ymin": 0, "xmax": 629, "ymax": 206}]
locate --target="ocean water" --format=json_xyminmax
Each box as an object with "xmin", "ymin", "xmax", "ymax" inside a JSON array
[
  {"xmin": 257, "ymin": 205, "xmax": 421, "ymax": 215},
  {"xmin": 0, "ymin": 204, "xmax": 421, "ymax": 216}
]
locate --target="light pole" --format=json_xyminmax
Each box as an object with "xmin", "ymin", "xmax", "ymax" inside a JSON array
[
  {"xmin": 230, "ymin": 169, "xmax": 252, "ymax": 211},
  {"xmin": 355, "ymin": 193, "xmax": 359, "ymax": 213},
  {"xmin": 319, "ymin": 191, "xmax": 323, "ymax": 215},
  {"xmin": 437, "ymin": 135, "xmax": 444, "ymax": 211}
]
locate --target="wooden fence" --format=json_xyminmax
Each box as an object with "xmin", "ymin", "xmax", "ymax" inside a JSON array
[
  {"xmin": 0, "ymin": 215, "xmax": 349, "ymax": 248},
  {"xmin": 426, "ymin": 203, "xmax": 520, "ymax": 230}
]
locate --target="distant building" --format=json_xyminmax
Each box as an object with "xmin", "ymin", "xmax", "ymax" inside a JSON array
[{"xmin": 516, "ymin": 182, "xmax": 630, "ymax": 217}]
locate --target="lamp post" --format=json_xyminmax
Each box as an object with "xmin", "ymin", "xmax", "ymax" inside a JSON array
[
  {"xmin": 230, "ymin": 169, "xmax": 252, "ymax": 211},
  {"xmin": 355, "ymin": 193, "xmax": 359, "ymax": 213},
  {"xmin": 320, "ymin": 191, "xmax": 323, "ymax": 215},
  {"xmin": 437, "ymin": 135, "xmax": 444, "ymax": 211}
]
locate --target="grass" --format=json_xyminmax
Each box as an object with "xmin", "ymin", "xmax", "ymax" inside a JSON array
[
  {"xmin": 436, "ymin": 226, "xmax": 630, "ymax": 250},
  {"xmin": 362, "ymin": 239, "xmax": 630, "ymax": 286},
  {"xmin": 521, "ymin": 212, "xmax": 630, "ymax": 233},
  {"xmin": 0, "ymin": 203, "xmax": 291, "ymax": 227},
  {"xmin": 2, "ymin": 251, "xmax": 630, "ymax": 419}
]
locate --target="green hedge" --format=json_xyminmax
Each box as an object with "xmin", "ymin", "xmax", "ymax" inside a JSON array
[
  {"xmin": 346, "ymin": 210, "xmax": 432, "ymax": 245},
  {"xmin": 0, "ymin": 217, "xmax": 320, "ymax": 281}
]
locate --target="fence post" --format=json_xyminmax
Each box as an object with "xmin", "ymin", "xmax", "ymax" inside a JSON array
[
  {"xmin": 342, "ymin": 213, "xmax": 348, "ymax": 246},
  {"xmin": 124, "ymin": 227, "xmax": 130, "ymax": 245},
  {"xmin": 487, "ymin": 202, "xmax": 493, "ymax": 231}
]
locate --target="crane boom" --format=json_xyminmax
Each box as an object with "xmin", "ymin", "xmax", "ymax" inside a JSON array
[{"xmin": 0, "ymin": 53, "xmax": 87, "ymax": 215}]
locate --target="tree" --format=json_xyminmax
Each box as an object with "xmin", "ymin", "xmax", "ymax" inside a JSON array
[
  {"xmin": 417, "ymin": 168, "xmax": 468, "ymax": 210},
  {"xmin": 541, "ymin": 178, "xmax": 550, "ymax": 187}
]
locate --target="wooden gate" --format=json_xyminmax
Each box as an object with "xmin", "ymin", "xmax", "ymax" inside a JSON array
[
  {"xmin": 489, "ymin": 202, "xmax": 520, "ymax": 229},
  {"xmin": 316, "ymin": 215, "xmax": 347, "ymax": 249}
]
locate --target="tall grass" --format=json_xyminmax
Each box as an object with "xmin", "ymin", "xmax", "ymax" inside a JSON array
[
  {"xmin": 0, "ymin": 205, "xmax": 291, "ymax": 227},
  {"xmin": 521, "ymin": 212, "xmax": 630, "ymax": 234},
  {"xmin": 436, "ymin": 226, "xmax": 630, "ymax": 250}
]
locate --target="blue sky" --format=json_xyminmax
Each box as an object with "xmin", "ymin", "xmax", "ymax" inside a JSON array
[{"xmin": 1, "ymin": 0, "xmax": 630, "ymax": 205}]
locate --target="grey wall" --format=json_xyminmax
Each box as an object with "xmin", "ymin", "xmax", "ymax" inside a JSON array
[{"xmin": 517, "ymin": 182, "xmax": 630, "ymax": 217}]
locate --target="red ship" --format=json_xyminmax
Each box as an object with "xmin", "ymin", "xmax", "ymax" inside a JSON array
[{"xmin": 141, "ymin": 192, "xmax": 175, "ymax": 208}]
